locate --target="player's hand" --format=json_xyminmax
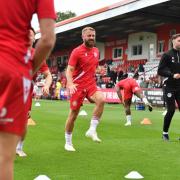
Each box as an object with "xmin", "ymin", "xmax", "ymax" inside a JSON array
[
  {"xmin": 42, "ymin": 85, "xmax": 49, "ymax": 96},
  {"xmin": 67, "ymin": 83, "xmax": 78, "ymax": 95},
  {"xmin": 173, "ymin": 73, "xmax": 180, "ymax": 79}
]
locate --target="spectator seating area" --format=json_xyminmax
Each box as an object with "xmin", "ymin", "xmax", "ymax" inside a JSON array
[
  {"xmin": 141, "ymin": 60, "xmax": 159, "ymax": 79},
  {"xmin": 97, "ymin": 59, "xmax": 161, "ymax": 88},
  {"xmin": 47, "ymin": 58, "xmax": 161, "ymax": 90}
]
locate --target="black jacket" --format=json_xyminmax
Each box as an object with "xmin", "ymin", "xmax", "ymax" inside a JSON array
[{"xmin": 158, "ymin": 48, "xmax": 180, "ymax": 89}]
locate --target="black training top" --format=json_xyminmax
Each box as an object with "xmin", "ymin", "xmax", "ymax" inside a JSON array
[{"xmin": 158, "ymin": 48, "xmax": 180, "ymax": 89}]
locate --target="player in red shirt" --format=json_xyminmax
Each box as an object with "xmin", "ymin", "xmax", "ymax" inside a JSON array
[
  {"xmin": 16, "ymin": 29, "xmax": 52, "ymax": 157},
  {"xmin": 115, "ymin": 73, "xmax": 153, "ymax": 126},
  {"xmin": 0, "ymin": 1, "xmax": 56, "ymax": 179},
  {"xmin": 65, "ymin": 27, "xmax": 105, "ymax": 151}
]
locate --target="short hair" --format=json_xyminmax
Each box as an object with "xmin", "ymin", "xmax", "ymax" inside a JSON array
[
  {"xmin": 82, "ymin": 27, "xmax": 95, "ymax": 35},
  {"xmin": 171, "ymin": 33, "xmax": 180, "ymax": 40},
  {"xmin": 133, "ymin": 72, "xmax": 139, "ymax": 79}
]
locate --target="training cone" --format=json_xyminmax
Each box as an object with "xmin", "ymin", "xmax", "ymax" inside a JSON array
[
  {"xmin": 140, "ymin": 118, "xmax": 152, "ymax": 125},
  {"xmin": 125, "ymin": 171, "xmax": 144, "ymax": 179},
  {"xmin": 34, "ymin": 175, "xmax": 51, "ymax": 180},
  {"xmin": 35, "ymin": 102, "xmax": 41, "ymax": 107},
  {"xmin": 27, "ymin": 118, "xmax": 36, "ymax": 126},
  {"xmin": 78, "ymin": 110, "xmax": 87, "ymax": 116}
]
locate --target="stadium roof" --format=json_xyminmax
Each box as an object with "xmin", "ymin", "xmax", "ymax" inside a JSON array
[{"xmin": 36, "ymin": 0, "xmax": 180, "ymax": 51}]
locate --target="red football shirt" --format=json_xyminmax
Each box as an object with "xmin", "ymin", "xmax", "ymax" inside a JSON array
[
  {"xmin": 116, "ymin": 78, "xmax": 140, "ymax": 99},
  {"xmin": 0, "ymin": 0, "xmax": 56, "ymax": 77},
  {"xmin": 68, "ymin": 44, "xmax": 99, "ymax": 87},
  {"xmin": 116, "ymin": 78, "xmax": 137, "ymax": 89}
]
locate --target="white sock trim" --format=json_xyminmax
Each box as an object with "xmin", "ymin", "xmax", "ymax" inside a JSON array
[
  {"xmin": 126, "ymin": 115, "xmax": 132, "ymax": 122},
  {"xmin": 16, "ymin": 140, "xmax": 24, "ymax": 150},
  {"xmin": 89, "ymin": 119, "xmax": 99, "ymax": 131},
  {"xmin": 65, "ymin": 132, "xmax": 72, "ymax": 145},
  {"xmin": 163, "ymin": 132, "xmax": 168, "ymax": 135}
]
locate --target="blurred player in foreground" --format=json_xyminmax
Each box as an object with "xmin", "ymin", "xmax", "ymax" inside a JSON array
[
  {"xmin": 115, "ymin": 73, "xmax": 153, "ymax": 126},
  {"xmin": 16, "ymin": 29, "xmax": 52, "ymax": 157},
  {"xmin": 65, "ymin": 27, "xmax": 105, "ymax": 151},
  {"xmin": 0, "ymin": 1, "xmax": 55, "ymax": 179}
]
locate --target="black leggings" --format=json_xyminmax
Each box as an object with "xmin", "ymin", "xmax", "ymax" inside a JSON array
[{"xmin": 163, "ymin": 87, "xmax": 180, "ymax": 132}]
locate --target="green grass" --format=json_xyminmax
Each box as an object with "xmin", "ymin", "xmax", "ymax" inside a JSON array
[{"xmin": 14, "ymin": 100, "xmax": 180, "ymax": 180}]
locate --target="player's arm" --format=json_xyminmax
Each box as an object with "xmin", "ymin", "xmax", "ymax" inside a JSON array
[
  {"xmin": 158, "ymin": 54, "xmax": 180, "ymax": 79},
  {"xmin": 33, "ymin": 19, "xmax": 55, "ymax": 74},
  {"xmin": 115, "ymin": 85, "xmax": 122, "ymax": 101},
  {"xmin": 66, "ymin": 65, "xmax": 77, "ymax": 95},
  {"xmin": 158, "ymin": 54, "xmax": 174, "ymax": 78},
  {"xmin": 42, "ymin": 69, "xmax": 52, "ymax": 96}
]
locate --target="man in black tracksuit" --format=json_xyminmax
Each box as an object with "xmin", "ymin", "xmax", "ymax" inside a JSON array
[{"xmin": 158, "ymin": 33, "xmax": 180, "ymax": 141}]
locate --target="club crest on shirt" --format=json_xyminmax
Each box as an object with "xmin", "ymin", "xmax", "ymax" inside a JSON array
[
  {"xmin": 72, "ymin": 101, "xmax": 77, "ymax": 107},
  {"xmin": 0, "ymin": 107, "xmax": 7, "ymax": 118},
  {"xmin": 0, "ymin": 107, "xmax": 13, "ymax": 123},
  {"xmin": 94, "ymin": 52, "xmax": 98, "ymax": 57},
  {"xmin": 167, "ymin": 93, "xmax": 172, "ymax": 98},
  {"xmin": 85, "ymin": 53, "xmax": 88, "ymax": 57}
]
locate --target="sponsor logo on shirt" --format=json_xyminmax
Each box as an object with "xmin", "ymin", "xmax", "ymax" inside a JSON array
[
  {"xmin": 172, "ymin": 57, "xmax": 175, "ymax": 62},
  {"xmin": 72, "ymin": 101, "xmax": 77, "ymax": 107},
  {"xmin": 0, "ymin": 118, "xmax": 13, "ymax": 123}
]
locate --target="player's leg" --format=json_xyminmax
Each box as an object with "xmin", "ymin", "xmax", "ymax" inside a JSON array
[
  {"xmin": 124, "ymin": 99, "xmax": 132, "ymax": 126},
  {"xmin": 16, "ymin": 129, "xmax": 27, "ymax": 157},
  {"xmin": 90, "ymin": 90, "xmax": 105, "ymax": 118},
  {"xmin": 0, "ymin": 132, "xmax": 20, "ymax": 180},
  {"xmin": 16, "ymin": 94, "xmax": 33, "ymax": 157},
  {"xmin": 64, "ymin": 89, "xmax": 85, "ymax": 151},
  {"xmin": 162, "ymin": 88, "xmax": 175, "ymax": 141},
  {"xmin": 65, "ymin": 109, "xmax": 80, "ymax": 151},
  {"xmin": 0, "ymin": 57, "xmax": 31, "ymax": 179},
  {"xmin": 86, "ymin": 90, "xmax": 105, "ymax": 142},
  {"xmin": 175, "ymin": 89, "xmax": 180, "ymax": 112},
  {"xmin": 174, "ymin": 90, "xmax": 180, "ymax": 140}
]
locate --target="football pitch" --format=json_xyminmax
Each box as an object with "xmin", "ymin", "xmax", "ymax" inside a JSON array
[{"xmin": 15, "ymin": 100, "xmax": 180, "ymax": 180}]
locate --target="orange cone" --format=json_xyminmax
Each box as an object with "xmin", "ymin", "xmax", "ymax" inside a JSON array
[
  {"xmin": 27, "ymin": 118, "xmax": 36, "ymax": 126},
  {"xmin": 140, "ymin": 118, "xmax": 152, "ymax": 125}
]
